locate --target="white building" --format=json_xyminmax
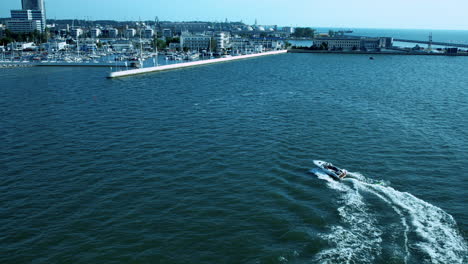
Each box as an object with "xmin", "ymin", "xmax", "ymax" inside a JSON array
[
  {"xmin": 250, "ymin": 37, "xmax": 284, "ymax": 50},
  {"xmin": 41, "ymin": 41, "xmax": 67, "ymax": 51},
  {"xmin": 91, "ymin": 28, "xmax": 101, "ymax": 38},
  {"xmin": 125, "ymin": 28, "xmax": 136, "ymax": 38},
  {"xmin": 214, "ymin": 32, "xmax": 230, "ymax": 50},
  {"xmin": 30, "ymin": 10, "xmax": 46, "ymax": 31},
  {"xmin": 8, "ymin": 42, "xmax": 36, "ymax": 51},
  {"xmin": 180, "ymin": 33, "xmax": 211, "ymax": 51},
  {"xmin": 111, "ymin": 40, "xmax": 134, "ymax": 52},
  {"xmin": 230, "ymin": 38, "xmax": 252, "ymax": 52}
]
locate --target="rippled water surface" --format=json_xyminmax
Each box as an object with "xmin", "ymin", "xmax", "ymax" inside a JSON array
[{"xmin": 1, "ymin": 53, "xmax": 467, "ymax": 263}]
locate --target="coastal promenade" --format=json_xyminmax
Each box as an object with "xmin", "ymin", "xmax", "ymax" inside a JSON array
[{"xmin": 107, "ymin": 50, "xmax": 288, "ymax": 78}]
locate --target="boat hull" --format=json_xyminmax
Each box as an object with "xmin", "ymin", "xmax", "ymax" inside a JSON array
[{"xmin": 313, "ymin": 160, "xmax": 347, "ymax": 180}]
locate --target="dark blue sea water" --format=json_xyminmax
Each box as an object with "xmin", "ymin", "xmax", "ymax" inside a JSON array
[{"xmin": 1, "ymin": 43, "xmax": 468, "ymax": 263}]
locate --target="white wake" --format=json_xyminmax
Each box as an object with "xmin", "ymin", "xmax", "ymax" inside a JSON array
[{"xmin": 313, "ymin": 170, "xmax": 467, "ymax": 264}]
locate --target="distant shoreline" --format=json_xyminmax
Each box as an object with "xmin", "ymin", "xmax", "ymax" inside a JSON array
[{"xmin": 288, "ymin": 48, "xmax": 468, "ymax": 56}]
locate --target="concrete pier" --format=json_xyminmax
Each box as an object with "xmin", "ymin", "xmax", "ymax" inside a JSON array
[{"xmin": 107, "ymin": 50, "xmax": 288, "ymax": 79}]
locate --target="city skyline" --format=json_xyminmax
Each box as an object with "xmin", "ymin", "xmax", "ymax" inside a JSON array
[{"xmin": 1, "ymin": 0, "xmax": 468, "ymax": 30}]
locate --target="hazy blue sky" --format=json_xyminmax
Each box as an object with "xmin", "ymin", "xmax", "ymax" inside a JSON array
[{"xmin": 1, "ymin": 0, "xmax": 467, "ymax": 30}]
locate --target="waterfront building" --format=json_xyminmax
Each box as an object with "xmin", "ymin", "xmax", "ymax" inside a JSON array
[
  {"xmin": 40, "ymin": 41, "xmax": 67, "ymax": 51},
  {"xmin": 229, "ymin": 35, "xmax": 284, "ymax": 53},
  {"xmin": 319, "ymin": 37, "xmax": 361, "ymax": 50},
  {"xmin": 230, "ymin": 37, "xmax": 255, "ymax": 53},
  {"xmin": 313, "ymin": 36, "xmax": 392, "ymax": 51},
  {"xmin": 180, "ymin": 32, "xmax": 211, "ymax": 51},
  {"xmin": 0, "ymin": 26, "xmax": 4, "ymax": 38},
  {"xmin": 214, "ymin": 32, "xmax": 230, "ymax": 50},
  {"xmin": 7, "ymin": 42, "xmax": 36, "ymax": 51},
  {"xmin": 111, "ymin": 40, "xmax": 134, "ymax": 52},
  {"xmin": 125, "ymin": 28, "xmax": 136, "ymax": 38},
  {"xmin": 91, "ymin": 28, "xmax": 102, "ymax": 38},
  {"xmin": 250, "ymin": 37, "xmax": 285, "ymax": 50}
]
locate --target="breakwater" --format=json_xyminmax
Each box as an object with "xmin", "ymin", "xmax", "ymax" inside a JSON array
[{"xmin": 107, "ymin": 50, "xmax": 288, "ymax": 78}]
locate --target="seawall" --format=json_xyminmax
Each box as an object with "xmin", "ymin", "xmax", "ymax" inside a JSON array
[{"xmin": 107, "ymin": 50, "xmax": 288, "ymax": 79}]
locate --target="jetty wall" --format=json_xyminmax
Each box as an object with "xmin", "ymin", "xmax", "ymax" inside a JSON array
[{"xmin": 107, "ymin": 50, "xmax": 288, "ymax": 78}]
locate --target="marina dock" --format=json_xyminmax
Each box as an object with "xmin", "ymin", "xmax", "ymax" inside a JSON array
[
  {"xmin": 0, "ymin": 61, "xmax": 128, "ymax": 68},
  {"xmin": 107, "ymin": 50, "xmax": 288, "ymax": 78}
]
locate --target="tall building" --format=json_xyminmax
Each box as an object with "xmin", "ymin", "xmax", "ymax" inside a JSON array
[
  {"xmin": 22, "ymin": 0, "xmax": 46, "ymax": 31},
  {"xmin": 22, "ymin": 0, "xmax": 45, "ymax": 11},
  {"xmin": 7, "ymin": 0, "xmax": 46, "ymax": 33},
  {"xmin": 214, "ymin": 32, "xmax": 230, "ymax": 50}
]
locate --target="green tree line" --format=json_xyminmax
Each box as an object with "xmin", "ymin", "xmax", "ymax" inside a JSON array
[
  {"xmin": 0, "ymin": 29, "xmax": 49, "ymax": 46},
  {"xmin": 291, "ymin": 27, "xmax": 316, "ymax": 38}
]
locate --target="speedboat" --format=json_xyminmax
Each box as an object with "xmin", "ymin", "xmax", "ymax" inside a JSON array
[{"xmin": 313, "ymin": 160, "xmax": 347, "ymax": 180}]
